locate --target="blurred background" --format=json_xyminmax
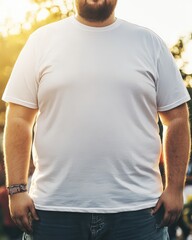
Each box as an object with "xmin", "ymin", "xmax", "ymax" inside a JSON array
[{"xmin": 0, "ymin": 0, "xmax": 192, "ymax": 239}]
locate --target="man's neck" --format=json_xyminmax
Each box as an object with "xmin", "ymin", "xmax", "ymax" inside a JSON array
[{"xmin": 75, "ymin": 13, "xmax": 116, "ymax": 27}]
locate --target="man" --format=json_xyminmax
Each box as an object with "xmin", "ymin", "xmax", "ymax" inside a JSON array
[{"xmin": 2, "ymin": 0, "xmax": 191, "ymax": 239}]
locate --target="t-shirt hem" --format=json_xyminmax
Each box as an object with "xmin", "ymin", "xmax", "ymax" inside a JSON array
[
  {"xmin": 2, "ymin": 96, "xmax": 38, "ymax": 109},
  {"xmin": 34, "ymin": 200, "xmax": 158, "ymax": 213},
  {"xmin": 157, "ymin": 95, "xmax": 191, "ymax": 112}
]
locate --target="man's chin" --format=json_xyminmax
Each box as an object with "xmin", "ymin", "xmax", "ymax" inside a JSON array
[{"xmin": 77, "ymin": 0, "xmax": 115, "ymax": 22}]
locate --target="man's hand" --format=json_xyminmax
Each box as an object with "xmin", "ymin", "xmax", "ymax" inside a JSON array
[
  {"xmin": 9, "ymin": 192, "xmax": 39, "ymax": 233},
  {"xmin": 152, "ymin": 187, "xmax": 183, "ymax": 227}
]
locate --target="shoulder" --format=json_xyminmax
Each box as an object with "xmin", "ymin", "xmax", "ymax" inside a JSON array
[
  {"xmin": 29, "ymin": 16, "xmax": 73, "ymax": 42},
  {"xmin": 120, "ymin": 19, "xmax": 165, "ymax": 49}
]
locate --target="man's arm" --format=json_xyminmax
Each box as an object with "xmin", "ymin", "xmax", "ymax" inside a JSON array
[
  {"xmin": 3, "ymin": 103, "xmax": 39, "ymax": 233},
  {"xmin": 152, "ymin": 103, "xmax": 191, "ymax": 226}
]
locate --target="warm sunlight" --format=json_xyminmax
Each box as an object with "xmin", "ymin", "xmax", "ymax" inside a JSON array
[
  {"xmin": 182, "ymin": 41, "xmax": 192, "ymax": 74},
  {"xmin": 0, "ymin": 0, "xmax": 191, "ymax": 72},
  {"xmin": 0, "ymin": 0, "xmax": 74, "ymax": 36},
  {"xmin": 0, "ymin": 0, "xmax": 38, "ymax": 36},
  {"xmin": 0, "ymin": 0, "xmax": 191, "ymax": 44},
  {"xmin": 0, "ymin": 0, "xmax": 32, "ymax": 24}
]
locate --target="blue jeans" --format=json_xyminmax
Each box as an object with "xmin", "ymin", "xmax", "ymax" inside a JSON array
[{"xmin": 23, "ymin": 208, "xmax": 169, "ymax": 240}]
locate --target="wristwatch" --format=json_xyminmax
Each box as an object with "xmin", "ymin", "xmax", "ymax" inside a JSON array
[{"xmin": 7, "ymin": 184, "xmax": 27, "ymax": 195}]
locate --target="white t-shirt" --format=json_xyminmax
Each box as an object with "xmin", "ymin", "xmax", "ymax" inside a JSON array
[{"xmin": 2, "ymin": 16, "xmax": 190, "ymax": 213}]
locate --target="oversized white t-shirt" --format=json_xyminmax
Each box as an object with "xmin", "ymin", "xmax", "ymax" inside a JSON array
[{"xmin": 2, "ymin": 16, "xmax": 190, "ymax": 212}]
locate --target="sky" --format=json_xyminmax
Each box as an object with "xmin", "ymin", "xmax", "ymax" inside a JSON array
[
  {"xmin": 115, "ymin": 0, "xmax": 192, "ymax": 46},
  {"xmin": 0, "ymin": 0, "xmax": 192, "ymax": 46}
]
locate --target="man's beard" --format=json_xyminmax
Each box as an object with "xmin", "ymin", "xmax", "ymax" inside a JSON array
[{"xmin": 76, "ymin": 0, "xmax": 116, "ymax": 22}]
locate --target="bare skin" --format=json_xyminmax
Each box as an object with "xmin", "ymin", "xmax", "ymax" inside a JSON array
[
  {"xmin": 152, "ymin": 103, "xmax": 191, "ymax": 227},
  {"xmin": 3, "ymin": 0, "xmax": 191, "ymax": 233},
  {"xmin": 75, "ymin": 0, "xmax": 117, "ymax": 27},
  {"xmin": 4, "ymin": 1, "xmax": 119, "ymax": 233},
  {"xmin": 4, "ymin": 102, "xmax": 190, "ymax": 232},
  {"xmin": 4, "ymin": 103, "xmax": 39, "ymax": 233},
  {"xmin": 75, "ymin": 10, "xmax": 116, "ymax": 27}
]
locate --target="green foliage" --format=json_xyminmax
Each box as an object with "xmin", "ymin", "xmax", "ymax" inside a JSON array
[
  {"xmin": 170, "ymin": 34, "xmax": 192, "ymax": 85},
  {"xmin": 0, "ymin": 1, "xmax": 74, "ymax": 125},
  {"xmin": 170, "ymin": 35, "xmax": 192, "ymax": 132},
  {"xmin": 0, "ymin": 0, "xmax": 192, "ymax": 127},
  {"xmin": 0, "ymin": 33, "xmax": 29, "ymax": 112}
]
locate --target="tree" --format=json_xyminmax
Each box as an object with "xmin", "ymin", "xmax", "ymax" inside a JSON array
[
  {"xmin": 0, "ymin": 0, "xmax": 75, "ymax": 124},
  {"xmin": 170, "ymin": 34, "xmax": 192, "ymax": 85},
  {"xmin": 0, "ymin": 1, "xmax": 192, "ymax": 126},
  {"xmin": 169, "ymin": 35, "xmax": 192, "ymax": 137}
]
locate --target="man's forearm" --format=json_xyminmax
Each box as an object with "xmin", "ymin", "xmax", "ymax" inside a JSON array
[
  {"xmin": 154, "ymin": 104, "xmax": 191, "ymax": 227},
  {"xmin": 163, "ymin": 117, "xmax": 191, "ymax": 190},
  {"xmin": 4, "ymin": 108, "xmax": 35, "ymax": 186}
]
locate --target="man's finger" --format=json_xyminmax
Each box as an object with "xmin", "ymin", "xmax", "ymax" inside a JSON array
[
  {"xmin": 21, "ymin": 215, "xmax": 33, "ymax": 233},
  {"xmin": 170, "ymin": 210, "xmax": 182, "ymax": 226},
  {"xmin": 14, "ymin": 218, "xmax": 26, "ymax": 232},
  {"xmin": 168, "ymin": 214, "xmax": 178, "ymax": 226},
  {"xmin": 29, "ymin": 204, "xmax": 39, "ymax": 221},
  {"xmin": 176, "ymin": 211, "xmax": 182, "ymax": 223},
  {"xmin": 152, "ymin": 198, "xmax": 162, "ymax": 215},
  {"xmin": 160, "ymin": 211, "xmax": 171, "ymax": 227}
]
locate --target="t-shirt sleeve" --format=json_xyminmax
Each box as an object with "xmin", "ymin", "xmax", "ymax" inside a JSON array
[
  {"xmin": 2, "ymin": 34, "xmax": 39, "ymax": 109},
  {"xmin": 156, "ymin": 41, "xmax": 190, "ymax": 111}
]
